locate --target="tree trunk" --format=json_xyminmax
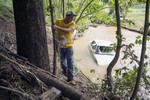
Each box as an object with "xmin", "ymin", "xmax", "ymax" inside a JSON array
[
  {"xmin": 130, "ymin": 0, "xmax": 150, "ymax": 99},
  {"xmin": 49, "ymin": 0, "xmax": 57, "ymax": 75},
  {"xmin": 12, "ymin": 0, "xmax": 50, "ymax": 71},
  {"xmin": 62, "ymin": 0, "xmax": 65, "ymax": 18},
  {"xmin": 107, "ymin": 0, "xmax": 122, "ymax": 91}
]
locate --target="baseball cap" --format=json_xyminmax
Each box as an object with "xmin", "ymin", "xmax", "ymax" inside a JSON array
[{"xmin": 66, "ymin": 11, "xmax": 77, "ymax": 16}]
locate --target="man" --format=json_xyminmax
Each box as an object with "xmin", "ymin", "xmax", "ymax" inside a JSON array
[{"xmin": 53, "ymin": 11, "xmax": 77, "ymax": 82}]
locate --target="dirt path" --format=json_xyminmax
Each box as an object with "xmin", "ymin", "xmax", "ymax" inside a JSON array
[{"xmin": 73, "ymin": 25, "xmax": 142, "ymax": 84}]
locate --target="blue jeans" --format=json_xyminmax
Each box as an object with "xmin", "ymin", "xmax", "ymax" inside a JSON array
[{"xmin": 60, "ymin": 46, "xmax": 74, "ymax": 79}]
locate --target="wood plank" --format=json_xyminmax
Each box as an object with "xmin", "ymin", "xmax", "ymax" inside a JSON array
[{"xmin": 40, "ymin": 87, "xmax": 61, "ymax": 100}]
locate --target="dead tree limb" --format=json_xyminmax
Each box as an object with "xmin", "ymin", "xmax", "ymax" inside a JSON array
[{"xmin": 122, "ymin": 26, "xmax": 142, "ymax": 34}]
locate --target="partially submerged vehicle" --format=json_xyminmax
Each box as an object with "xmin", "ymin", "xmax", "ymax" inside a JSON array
[{"xmin": 89, "ymin": 40, "xmax": 115, "ymax": 65}]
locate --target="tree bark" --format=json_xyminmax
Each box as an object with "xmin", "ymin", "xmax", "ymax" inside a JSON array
[{"xmin": 12, "ymin": 0, "xmax": 50, "ymax": 71}]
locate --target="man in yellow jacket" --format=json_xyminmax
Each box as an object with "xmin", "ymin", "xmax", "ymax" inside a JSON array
[{"xmin": 53, "ymin": 11, "xmax": 77, "ymax": 82}]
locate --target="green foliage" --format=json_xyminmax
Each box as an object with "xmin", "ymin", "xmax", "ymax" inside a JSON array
[
  {"xmin": 137, "ymin": 0, "xmax": 146, "ymax": 3},
  {"xmin": 135, "ymin": 35, "xmax": 143, "ymax": 45},
  {"xmin": 102, "ymin": 65, "xmax": 150, "ymax": 99},
  {"xmin": 101, "ymin": 36, "xmax": 150, "ymax": 99},
  {"xmin": 86, "ymin": 0, "xmax": 104, "ymax": 13},
  {"xmin": 43, "ymin": 0, "xmax": 64, "ymax": 25},
  {"xmin": 0, "ymin": 0, "xmax": 13, "ymax": 19},
  {"xmin": 129, "ymin": 43, "xmax": 135, "ymax": 48},
  {"xmin": 43, "ymin": 0, "xmax": 50, "ymax": 16},
  {"xmin": 91, "ymin": 11, "xmax": 114, "ymax": 25},
  {"xmin": 77, "ymin": 18, "xmax": 90, "ymax": 33},
  {"xmin": 45, "ymin": 16, "xmax": 51, "ymax": 24},
  {"xmin": 0, "ymin": 0, "xmax": 12, "ymax": 6},
  {"xmin": 147, "ymin": 36, "xmax": 150, "ymax": 41},
  {"xmin": 135, "ymin": 35, "xmax": 150, "ymax": 45},
  {"xmin": 43, "ymin": 0, "xmax": 145, "ymax": 33},
  {"xmin": 121, "ymin": 19, "xmax": 135, "ymax": 26}
]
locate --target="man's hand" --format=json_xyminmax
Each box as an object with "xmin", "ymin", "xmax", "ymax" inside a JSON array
[{"xmin": 52, "ymin": 25, "xmax": 59, "ymax": 30}]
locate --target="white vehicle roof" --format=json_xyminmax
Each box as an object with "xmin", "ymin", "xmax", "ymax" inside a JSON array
[{"xmin": 92, "ymin": 40, "xmax": 112, "ymax": 47}]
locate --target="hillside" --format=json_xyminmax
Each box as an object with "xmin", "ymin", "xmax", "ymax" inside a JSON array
[{"xmin": 0, "ymin": 4, "xmax": 106, "ymax": 100}]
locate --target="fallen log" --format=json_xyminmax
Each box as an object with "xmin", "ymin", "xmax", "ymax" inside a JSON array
[
  {"xmin": 122, "ymin": 26, "xmax": 150, "ymax": 36},
  {"xmin": 122, "ymin": 26, "xmax": 142, "ymax": 34},
  {"xmin": 28, "ymin": 65, "xmax": 84, "ymax": 100},
  {"xmin": 0, "ymin": 53, "xmax": 85, "ymax": 100}
]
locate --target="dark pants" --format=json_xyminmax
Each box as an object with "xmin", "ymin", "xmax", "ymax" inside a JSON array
[{"xmin": 60, "ymin": 46, "xmax": 74, "ymax": 79}]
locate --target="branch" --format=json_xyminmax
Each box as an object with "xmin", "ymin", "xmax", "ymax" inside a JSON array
[
  {"xmin": 76, "ymin": 0, "xmax": 94, "ymax": 23},
  {"xmin": 78, "ymin": 7, "xmax": 110, "ymax": 21},
  {"xmin": 121, "ymin": 44, "xmax": 140, "ymax": 64}
]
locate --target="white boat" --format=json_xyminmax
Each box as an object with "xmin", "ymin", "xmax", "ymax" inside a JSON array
[{"xmin": 89, "ymin": 40, "xmax": 115, "ymax": 66}]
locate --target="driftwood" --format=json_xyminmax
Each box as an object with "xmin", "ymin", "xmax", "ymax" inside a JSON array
[{"xmin": 0, "ymin": 53, "xmax": 84, "ymax": 100}]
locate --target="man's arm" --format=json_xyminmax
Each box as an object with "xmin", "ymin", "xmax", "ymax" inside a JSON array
[{"xmin": 53, "ymin": 25, "xmax": 75, "ymax": 33}]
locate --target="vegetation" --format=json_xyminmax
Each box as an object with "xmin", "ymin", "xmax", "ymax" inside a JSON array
[
  {"xmin": 105, "ymin": 0, "xmax": 149, "ymax": 99},
  {"xmin": 0, "ymin": 0, "xmax": 13, "ymax": 19},
  {"xmin": 102, "ymin": 35, "xmax": 150, "ymax": 99},
  {"xmin": 0, "ymin": 0, "xmax": 150, "ymax": 99}
]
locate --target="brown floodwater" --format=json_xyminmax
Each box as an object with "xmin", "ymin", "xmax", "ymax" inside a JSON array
[{"xmin": 73, "ymin": 25, "xmax": 145, "ymax": 84}]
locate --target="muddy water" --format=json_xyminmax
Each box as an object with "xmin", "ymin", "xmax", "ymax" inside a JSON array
[{"xmin": 73, "ymin": 25, "xmax": 142, "ymax": 84}]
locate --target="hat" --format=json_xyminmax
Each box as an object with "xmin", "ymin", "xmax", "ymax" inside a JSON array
[{"xmin": 66, "ymin": 11, "xmax": 77, "ymax": 16}]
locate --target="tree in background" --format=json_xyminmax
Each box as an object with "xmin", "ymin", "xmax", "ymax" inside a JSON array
[
  {"xmin": 107, "ymin": 0, "xmax": 122, "ymax": 92},
  {"xmin": 130, "ymin": 0, "xmax": 149, "ymax": 99},
  {"xmin": 12, "ymin": 0, "xmax": 50, "ymax": 71}
]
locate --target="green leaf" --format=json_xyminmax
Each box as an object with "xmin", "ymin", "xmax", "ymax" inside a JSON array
[
  {"xmin": 129, "ymin": 43, "xmax": 134, "ymax": 48},
  {"xmin": 147, "ymin": 36, "xmax": 150, "ymax": 41},
  {"xmin": 136, "ymin": 35, "xmax": 141, "ymax": 39},
  {"xmin": 143, "ymin": 76, "xmax": 150, "ymax": 85}
]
